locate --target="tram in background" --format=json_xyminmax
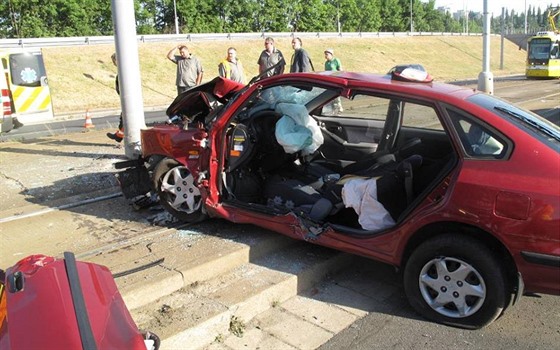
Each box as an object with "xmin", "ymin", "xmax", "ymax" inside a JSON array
[{"xmin": 526, "ymin": 7, "xmax": 560, "ymax": 78}]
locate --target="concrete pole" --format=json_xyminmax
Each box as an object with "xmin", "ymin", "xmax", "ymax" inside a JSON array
[
  {"xmin": 477, "ymin": 0, "xmax": 494, "ymax": 94},
  {"xmin": 111, "ymin": 0, "xmax": 146, "ymax": 159}
]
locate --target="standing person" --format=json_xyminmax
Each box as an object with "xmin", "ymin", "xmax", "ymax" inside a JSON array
[
  {"xmin": 106, "ymin": 53, "xmax": 124, "ymax": 143},
  {"xmin": 257, "ymin": 37, "xmax": 285, "ymax": 77},
  {"xmin": 167, "ymin": 45, "xmax": 204, "ymax": 95},
  {"xmin": 218, "ymin": 47, "xmax": 246, "ymax": 84},
  {"xmin": 324, "ymin": 48, "xmax": 343, "ymax": 114},
  {"xmin": 324, "ymin": 48, "xmax": 342, "ymax": 72},
  {"xmin": 290, "ymin": 37, "xmax": 313, "ymax": 73}
]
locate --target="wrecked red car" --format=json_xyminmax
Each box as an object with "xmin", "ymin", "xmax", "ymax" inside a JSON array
[
  {"xmin": 0, "ymin": 253, "xmax": 159, "ymax": 349},
  {"xmin": 116, "ymin": 69, "xmax": 560, "ymax": 329}
]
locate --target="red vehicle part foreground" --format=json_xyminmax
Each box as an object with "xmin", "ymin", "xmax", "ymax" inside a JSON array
[{"xmin": 0, "ymin": 253, "xmax": 159, "ymax": 350}]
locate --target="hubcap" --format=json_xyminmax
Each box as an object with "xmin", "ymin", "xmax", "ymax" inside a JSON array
[
  {"xmin": 160, "ymin": 166, "xmax": 201, "ymax": 213},
  {"xmin": 418, "ymin": 257, "xmax": 486, "ymax": 318}
]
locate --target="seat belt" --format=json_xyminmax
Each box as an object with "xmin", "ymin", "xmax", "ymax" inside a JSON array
[{"xmin": 401, "ymin": 161, "xmax": 414, "ymax": 205}]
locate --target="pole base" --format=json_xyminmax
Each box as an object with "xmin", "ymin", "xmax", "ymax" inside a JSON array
[{"xmin": 477, "ymin": 71, "xmax": 494, "ymax": 95}]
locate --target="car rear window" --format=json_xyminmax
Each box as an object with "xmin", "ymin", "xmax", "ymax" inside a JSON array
[{"xmin": 467, "ymin": 93, "xmax": 560, "ymax": 151}]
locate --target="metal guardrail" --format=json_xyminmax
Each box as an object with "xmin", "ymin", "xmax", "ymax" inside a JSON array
[{"xmin": 0, "ymin": 32, "xmax": 485, "ymax": 49}]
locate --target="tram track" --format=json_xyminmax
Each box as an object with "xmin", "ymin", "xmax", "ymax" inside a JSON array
[{"xmin": 0, "ymin": 192, "xmax": 123, "ymax": 224}]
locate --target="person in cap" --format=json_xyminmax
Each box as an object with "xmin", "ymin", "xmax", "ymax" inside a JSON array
[
  {"xmin": 324, "ymin": 48, "xmax": 342, "ymax": 72},
  {"xmin": 324, "ymin": 49, "xmax": 343, "ymax": 114}
]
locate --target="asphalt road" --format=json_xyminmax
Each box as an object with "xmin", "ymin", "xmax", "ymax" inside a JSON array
[{"xmin": 0, "ymin": 108, "xmax": 168, "ymax": 142}]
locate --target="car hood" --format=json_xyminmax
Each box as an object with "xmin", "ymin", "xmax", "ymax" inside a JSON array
[{"xmin": 166, "ymin": 77, "xmax": 245, "ymax": 118}]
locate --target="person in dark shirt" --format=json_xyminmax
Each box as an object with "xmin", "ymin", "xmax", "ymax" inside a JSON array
[
  {"xmin": 257, "ymin": 37, "xmax": 285, "ymax": 77},
  {"xmin": 290, "ymin": 37, "xmax": 313, "ymax": 73}
]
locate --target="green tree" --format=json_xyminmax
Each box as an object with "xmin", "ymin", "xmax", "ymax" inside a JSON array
[
  {"xmin": 380, "ymin": 0, "xmax": 403, "ymax": 31},
  {"xmin": 2, "ymin": 0, "xmax": 112, "ymax": 38},
  {"xmin": 417, "ymin": 0, "xmax": 446, "ymax": 32},
  {"xmin": 354, "ymin": 0, "xmax": 381, "ymax": 32}
]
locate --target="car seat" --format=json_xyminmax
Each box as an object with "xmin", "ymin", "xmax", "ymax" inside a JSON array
[
  {"xmin": 321, "ymin": 154, "xmax": 423, "ymax": 222},
  {"xmin": 263, "ymin": 175, "xmax": 333, "ymax": 222}
]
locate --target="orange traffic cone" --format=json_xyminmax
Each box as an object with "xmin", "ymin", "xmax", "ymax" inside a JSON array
[{"xmin": 84, "ymin": 110, "xmax": 95, "ymax": 128}]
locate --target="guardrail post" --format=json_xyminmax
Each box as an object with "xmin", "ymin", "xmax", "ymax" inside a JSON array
[
  {"xmin": 85, "ymin": 37, "xmax": 90, "ymax": 45},
  {"xmin": 227, "ymin": 33, "xmax": 231, "ymax": 40}
]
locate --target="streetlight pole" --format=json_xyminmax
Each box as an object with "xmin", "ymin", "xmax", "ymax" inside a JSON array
[
  {"xmin": 524, "ymin": 0, "xmax": 527, "ymax": 34},
  {"xmin": 477, "ymin": 0, "xmax": 494, "ymax": 95},
  {"xmin": 337, "ymin": 3, "xmax": 341, "ymax": 33},
  {"xmin": 173, "ymin": 0, "xmax": 179, "ymax": 35}
]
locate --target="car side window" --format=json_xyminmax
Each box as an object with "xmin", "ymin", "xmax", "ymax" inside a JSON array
[
  {"xmin": 448, "ymin": 109, "xmax": 508, "ymax": 158},
  {"xmin": 402, "ymin": 103, "xmax": 443, "ymax": 131},
  {"xmin": 324, "ymin": 94, "xmax": 390, "ymax": 121}
]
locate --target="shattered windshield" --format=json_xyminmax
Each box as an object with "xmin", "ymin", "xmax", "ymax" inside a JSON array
[
  {"xmin": 258, "ymin": 85, "xmax": 327, "ymax": 106},
  {"xmin": 235, "ymin": 84, "xmax": 330, "ymax": 121}
]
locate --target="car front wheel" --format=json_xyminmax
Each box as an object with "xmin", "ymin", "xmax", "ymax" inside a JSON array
[
  {"xmin": 152, "ymin": 158, "xmax": 205, "ymax": 223},
  {"xmin": 403, "ymin": 234, "xmax": 509, "ymax": 329}
]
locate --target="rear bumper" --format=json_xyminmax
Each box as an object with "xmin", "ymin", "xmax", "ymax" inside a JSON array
[{"xmin": 518, "ymin": 252, "xmax": 560, "ymax": 295}]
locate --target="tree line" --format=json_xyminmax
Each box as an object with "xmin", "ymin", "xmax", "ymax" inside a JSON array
[{"xmin": 0, "ymin": 0, "xmax": 556, "ymax": 38}]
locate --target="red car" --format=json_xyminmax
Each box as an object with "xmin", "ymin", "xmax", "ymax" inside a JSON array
[
  {"xmin": 0, "ymin": 253, "xmax": 160, "ymax": 349},
  {"xmin": 116, "ymin": 67, "xmax": 560, "ymax": 329}
]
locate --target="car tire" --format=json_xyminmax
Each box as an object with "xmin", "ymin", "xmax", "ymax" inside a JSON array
[
  {"xmin": 152, "ymin": 158, "xmax": 206, "ymax": 223},
  {"xmin": 403, "ymin": 234, "xmax": 509, "ymax": 329}
]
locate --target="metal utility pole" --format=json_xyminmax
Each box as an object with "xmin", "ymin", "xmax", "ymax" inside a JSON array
[
  {"xmin": 477, "ymin": 0, "xmax": 494, "ymax": 95},
  {"xmin": 173, "ymin": 0, "xmax": 179, "ymax": 35},
  {"xmin": 337, "ymin": 4, "xmax": 341, "ymax": 33},
  {"xmin": 410, "ymin": 0, "xmax": 413, "ymax": 33},
  {"xmin": 524, "ymin": 0, "xmax": 528, "ymax": 34},
  {"xmin": 111, "ymin": 0, "xmax": 146, "ymax": 158},
  {"xmin": 500, "ymin": 7, "xmax": 505, "ymax": 70}
]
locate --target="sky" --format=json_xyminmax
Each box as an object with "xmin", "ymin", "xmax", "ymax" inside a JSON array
[{"xmin": 433, "ymin": 0, "xmax": 560, "ymax": 15}]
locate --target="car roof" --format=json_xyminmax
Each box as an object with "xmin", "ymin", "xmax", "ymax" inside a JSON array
[{"xmin": 266, "ymin": 71, "xmax": 479, "ymax": 104}]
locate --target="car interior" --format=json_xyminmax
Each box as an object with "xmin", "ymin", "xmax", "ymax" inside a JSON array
[{"xmin": 219, "ymin": 83, "xmax": 457, "ymax": 234}]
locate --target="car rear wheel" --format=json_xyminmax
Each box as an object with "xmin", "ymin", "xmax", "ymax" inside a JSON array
[
  {"xmin": 152, "ymin": 158, "xmax": 205, "ymax": 223},
  {"xmin": 404, "ymin": 234, "xmax": 509, "ymax": 329}
]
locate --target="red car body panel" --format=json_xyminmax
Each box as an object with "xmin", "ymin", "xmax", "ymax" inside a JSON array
[
  {"xmin": 141, "ymin": 126, "xmax": 208, "ymax": 175},
  {"xmin": 136, "ymin": 73, "xmax": 560, "ymax": 296},
  {"xmin": 0, "ymin": 255, "xmax": 148, "ymax": 349}
]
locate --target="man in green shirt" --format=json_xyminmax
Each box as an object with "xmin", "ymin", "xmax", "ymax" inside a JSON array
[
  {"xmin": 324, "ymin": 48, "xmax": 342, "ymax": 71},
  {"xmin": 324, "ymin": 49, "xmax": 343, "ymax": 114}
]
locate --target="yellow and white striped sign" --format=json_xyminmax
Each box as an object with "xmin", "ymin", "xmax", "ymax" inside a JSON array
[{"xmin": 12, "ymin": 85, "xmax": 52, "ymax": 114}]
